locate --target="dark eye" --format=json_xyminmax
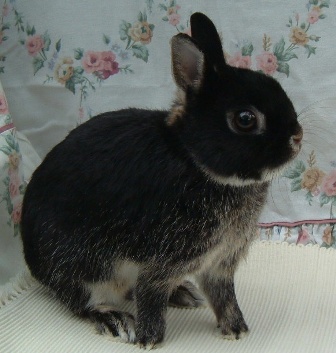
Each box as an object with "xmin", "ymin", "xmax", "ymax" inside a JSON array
[{"xmin": 233, "ymin": 110, "xmax": 258, "ymax": 132}]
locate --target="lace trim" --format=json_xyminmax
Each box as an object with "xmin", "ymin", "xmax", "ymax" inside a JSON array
[{"xmin": 258, "ymin": 222, "xmax": 336, "ymax": 247}]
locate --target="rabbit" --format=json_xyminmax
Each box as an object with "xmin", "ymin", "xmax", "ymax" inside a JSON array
[{"xmin": 20, "ymin": 12, "xmax": 303, "ymax": 349}]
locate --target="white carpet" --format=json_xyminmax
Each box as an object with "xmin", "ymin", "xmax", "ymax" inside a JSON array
[{"xmin": 1, "ymin": 242, "xmax": 335, "ymax": 353}]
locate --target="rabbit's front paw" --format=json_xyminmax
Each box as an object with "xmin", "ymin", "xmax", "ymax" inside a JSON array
[
  {"xmin": 137, "ymin": 331, "xmax": 164, "ymax": 350},
  {"xmin": 90, "ymin": 309, "xmax": 136, "ymax": 343},
  {"xmin": 136, "ymin": 321, "xmax": 165, "ymax": 350},
  {"xmin": 218, "ymin": 317, "xmax": 249, "ymax": 340}
]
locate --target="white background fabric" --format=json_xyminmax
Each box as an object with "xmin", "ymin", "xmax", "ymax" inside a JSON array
[{"xmin": 1, "ymin": 0, "xmax": 335, "ymax": 226}]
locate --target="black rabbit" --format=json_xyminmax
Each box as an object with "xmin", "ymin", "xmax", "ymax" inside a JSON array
[{"xmin": 21, "ymin": 13, "xmax": 302, "ymax": 349}]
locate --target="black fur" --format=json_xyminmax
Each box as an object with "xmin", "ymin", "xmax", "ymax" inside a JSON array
[{"xmin": 21, "ymin": 13, "xmax": 302, "ymax": 348}]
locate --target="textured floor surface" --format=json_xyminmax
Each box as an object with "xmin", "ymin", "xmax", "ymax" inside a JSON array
[{"xmin": 1, "ymin": 242, "xmax": 336, "ymax": 353}]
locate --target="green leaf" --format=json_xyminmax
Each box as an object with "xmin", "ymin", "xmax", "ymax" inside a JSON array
[
  {"xmin": 241, "ymin": 43, "xmax": 253, "ymax": 56},
  {"xmin": 277, "ymin": 62, "xmax": 290, "ymax": 77},
  {"xmin": 74, "ymin": 66, "xmax": 84, "ymax": 75},
  {"xmin": 71, "ymin": 72, "xmax": 84, "ymax": 84},
  {"xmin": 291, "ymin": 178, "xmax": 302, "ymax": 192},
  {"xmin": 281, "ymin": 50, "xmax": 298, "ymax": 62},
  {"xmin": 26, "ymin": 24, "xmax": 36, "ymax": 36},
  {"xmin": 297, "ymin": 160, "xmax": 306, "ymax": 173},
  {"xmin": 42, "ymin": 31, "xmax": 51, "ymax": 51},
  {"xmin": 119, "ymin": 64, "xmax": 134, "ymax": 74},
  {"xmin": 320, "ymin": 193, "xmax": 332, "ymax": 207},
  {"xmin": 55, "ymin": 39, "xmax": 61, "ymax": 52},
  {"xmin": 319, "ymin": 14, "xmax": 326, "ymax": 19},
  {"xmin": 5, "ymin": 134, "xmax": 16, "ymax": 150},
  {"xmin": 304, "ymin": 45, "xmax": 316, "ymax": 58},
  {"xmin": 14, "ymin": 224, "xmax": 20, "ymax": 237},
  {"xmin": 132, "ymin": 44, "xmax": 149, "ymax": 62},
  {"xmin": 158, "ymin": 4, "xmax": 168, "ymax": 11},
  {"xmin": 149, "ymin": 24, "xmax": 155, "ymax": 31},
  {"xmin": 273, "ymin": 37, "xmax": 285, "ymax": 57},
  {"xmin": 33, "ymin": 57, "xmax": 44, "ymax": 75},
  {"xmin": 143, "ymin": 10, "xmax": 147, "ymax": 22},
  {"xmin": 305, "ymin": 192, "xmax": 314, "ymax": 206},
  {"xmin": 283, "ymin": 160, "xmax": 305, "ymax": 178},
  {"xmin": 309, "ymin": 0, "xmax": 318, "ymax": 4},
  {"xmin": 19, "ymin": 183, "xmax": 27, "ymax": 194},
  {"xmin": 162, "ymin": 16, "xmax": 169, "ymax": 21},
  {"xmin": 103, "ymin": 34, "xmax": 111, "ymax": 45},
  {"xmin": 7, "ymin": 202, "xmax": 13, "ymax": 215},
  {"xmin": 300, "ymin": 23, "xmax": 306, "ymax": 30},
  {"xmin": 65, "ymin": 78, "xmax": 76, "ymax": 94},
  {"xmin": 138, "ymin": 11, "xmax": 144, "ymax": 22},
  {"xmin": 0, "ymin": 146, "xmax": 12, "ymax": 155},
  {"xmin": 2, "ymin": 23, "xmax": 10, "ymax": 31},
  {"xmin": 146, "ymin": 0, "xmax": 154, "ymax": 13},
  {"xmin": 119, "ymin": 20, "xmax": 131, "ymax": 41},
  {"xmin": 74, "ymin": 48, "xmax": 84, "ymax": 60},
  {"xmin": 320, "ymin": 0, "xmax": 330, "ymax": 8},
  {"xmin": 289, "ymin": 17, "xmax": 292, "ymax": 25},
  {"xmin": 0, "ymin": 66, "xmax": 4, "ymax": 74}
]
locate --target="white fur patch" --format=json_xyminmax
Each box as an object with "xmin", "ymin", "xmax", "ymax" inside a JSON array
[
  {"xmin": 85, "ymin": 261, "xmax": 139, "ymax": 309},
  {"xmin": 194, "ymin": 158, "xmax": 297, "ymax": 187}
]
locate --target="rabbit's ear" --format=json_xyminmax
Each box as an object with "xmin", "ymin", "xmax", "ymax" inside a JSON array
[
  {"xmin": 171, "ymin": 33, "xmax": 205, "ymax": 91},
  {"xmin": 190, "ymin": 12, "xmax": 226, "ymax": 71}
]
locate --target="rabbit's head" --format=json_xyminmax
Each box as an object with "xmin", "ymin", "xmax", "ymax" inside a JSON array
[{"xmin": 169, "ymin": 13, "xmax": 302, "ymax": 186}]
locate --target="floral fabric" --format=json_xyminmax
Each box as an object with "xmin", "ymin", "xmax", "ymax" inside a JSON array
[
  {"xmin": 0, "ymin": 0, "xmax": 335, "ymax": 256},
  {"xmin": 0, "ymin": 78, "xmax": 26, "ymax": 283},
  {"xmin": 0, "ymin": 82, "xmax": 24, "ymax": 237}
]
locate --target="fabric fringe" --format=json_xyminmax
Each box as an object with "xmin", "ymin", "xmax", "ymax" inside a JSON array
[{"xmin": 0, "ymin": 269, "xmax": 36, "ymax": 309}]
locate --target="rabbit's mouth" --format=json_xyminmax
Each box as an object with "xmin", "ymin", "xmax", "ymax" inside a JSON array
[{"xmin": 290, "ymin": 128, "xmax": 303, "ymax": 157}]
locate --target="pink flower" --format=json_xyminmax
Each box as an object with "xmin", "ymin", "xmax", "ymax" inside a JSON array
[
  {"xmin": 25, "ymin": 35, "xmax": 45, "ymax": 56},
  {"xmin": 82, "ymin": 51, "xmax": 104, "ymax": 73},
  {"xmin": 0, "ymin": 94, "xmax": 9, "ymax": 114},
  {"xmin": 82, "ymin": 51, "xmax": 119, "ymax": 79},
  {"xmin": 79, "ymin": 107, "xmax": 84, "ymax": 121},
  {"xmin": 2, "ymin": 4, "xmax": 10, "ymax": 17},
  {"xmin": 167, "ymin": 5, "xmax": 181, "ymax": 15},
  {"xmin": 256, "ymin": 51, "xmax": 278, "ymax": 75},
  {"xmin": 307, "ymin": 10, "xmax": 320, "ymax": 24},
  {"xmin": 11, "ymin": 201, "xmax": 22, "ymax": 225},
  {"xmin": 168, "ymin": 13, "xmax": 181, "ymax": 26},
  {"xmin": 296, "ymin": 227, "xmax": 311, "ymax": 245},
  {"xmin": 227, "ymin": 52, "xmax": 251, "ymax": 69},
  {"xmin": 9, "ymin": 173, "xmax": 20, "ymax": 198},
  {"xmin": 97, "ymin": 51, "xmax": 119, "ymax": 79},
  {"xmin": 321, "ymin": 170, "xmax": 336, "ymax": 196}
]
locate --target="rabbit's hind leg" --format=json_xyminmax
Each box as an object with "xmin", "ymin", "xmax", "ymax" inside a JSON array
[{"xmin": 168, "ymin": 280, "xmax": 205, "ymax": 309}]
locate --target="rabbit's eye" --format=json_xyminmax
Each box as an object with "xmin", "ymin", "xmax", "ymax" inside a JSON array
[{"xmin": 233, "ymin": 111, "xmax": 257, "ymax": 132}]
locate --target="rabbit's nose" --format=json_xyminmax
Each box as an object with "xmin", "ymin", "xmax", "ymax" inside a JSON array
[{"xmin": 292, "ymin": 129, "xmax": 303, "ymax": 145}]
